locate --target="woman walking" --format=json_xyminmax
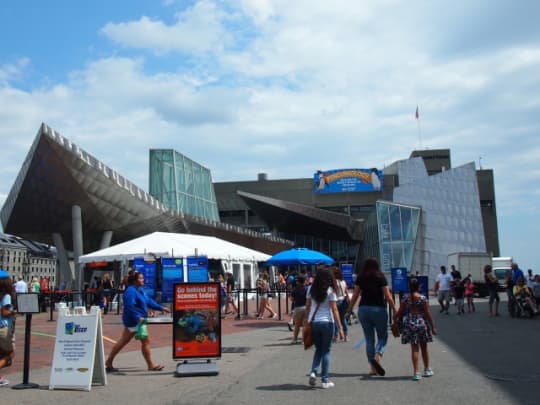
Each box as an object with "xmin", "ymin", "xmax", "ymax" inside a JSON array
[
  {"xmin": 332, "ymin": 266, "xmax": 349, "ymax": 342},
  {"xmin": 105, "ymin": 271, "xmax": 170, "ymax": 372},
  {"xmin": 0, "ymin": 272, "xmax": 16, "ymax": 386},
  {"xmin": 484, "ymin": 265, "xmax": 500, "ymax": 316},
  {"xmin": 394, "ymin": 278, "xmax": 437, "ymax": 380},
  {"xmin": 305, "ymin": 268, "xmax": 344, "ymax": 389},
  {"xmin": 290, "ymin": 275, "xmax": 308, "ymax": 344},
  {"xmin": 347, "ymin": 258, "xmax": 396, "ymax": 376},
  {"xmin": 256, "ymin": 272, "xmax": 276, "ymax": 319}
]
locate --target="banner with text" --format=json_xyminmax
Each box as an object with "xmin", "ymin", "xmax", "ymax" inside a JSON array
[
  {"xmin": 187, "ymin": 256, "xmax": 209, "ymax": 282},
  {"xmin": 161, "ymin": 258, "xmax": 184, "ymax": 303},
  {"xmin": 173, "ymin": 282, "xmax": 221, "ymax": 359},
  {"xmin": 314, "ymin": 168, "xmax": 384, "ymax": 194}
]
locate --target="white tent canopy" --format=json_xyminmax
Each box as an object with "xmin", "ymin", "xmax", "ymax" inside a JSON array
[{"xmin": 79, "ymin": 232, "xmax": 271, "ymax": 263}]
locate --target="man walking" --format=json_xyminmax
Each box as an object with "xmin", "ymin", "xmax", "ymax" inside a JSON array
[
  {"xmin": 14, "ymin": 277, "xmax": 28, "ymax": 294},
  {"xmin": 436, "ymin": 266, "xmax": 453, "ymax": 314}
]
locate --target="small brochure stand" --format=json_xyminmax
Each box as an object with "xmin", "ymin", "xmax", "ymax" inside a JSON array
[
  {"xmin": 12, "ymin": 293, "xmax": 40, "ymax": 390},
  {"xmin": 173, "ymin": 282, "xmax": 221, "ymax": 377},
  {"xmin": 49, "ymin": 305, "xmax": 107, "ymax": 391}
]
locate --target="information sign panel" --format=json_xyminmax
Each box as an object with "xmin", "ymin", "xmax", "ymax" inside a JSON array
[
  {"xmin": 49, "ymin": 307, "xmax": 106, "ymax": 391},
  {"xmin": 16, "ymin": 293, "xmax": 40, "ymax": 314},
  {"xmin": 161, "ymin": 258, "xmax": 184, "ymax": 303},
  {"xmin": 133, "ymin": 257, "xmax": 157, "ymax": 299},
  {"xmin": 391, "ymin": 267, "xmax": 409, "ymax": 293},
  {"xmin": 187, "ymin": 256, "xmax": 209, "ymax": 282},
  {"xmin": 341, "ymin": 263, "xmax": 354, "ymax": 288},
  {"xmin": 173, "ymin": 282, "xmax": 221, "ymax": 360}
]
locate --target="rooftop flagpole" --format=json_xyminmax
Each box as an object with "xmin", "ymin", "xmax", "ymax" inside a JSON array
[{"xmin": 415, "ymin": 105, "xmax": 423, "ymax": 149}]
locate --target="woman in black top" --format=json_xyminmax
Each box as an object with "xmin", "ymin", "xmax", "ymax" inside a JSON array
[{"xmin": 347, "ymin": 258, "xmax": 396, "ymax": 376}]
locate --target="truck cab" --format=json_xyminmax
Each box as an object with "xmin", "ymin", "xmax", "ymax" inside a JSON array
[{"xmin": 492, "ymin": 256, "xmax": 513, "ymax": 290}]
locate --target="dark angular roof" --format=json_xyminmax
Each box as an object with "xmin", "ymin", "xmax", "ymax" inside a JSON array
[
  {"xmin": 0, "ymin": 124, "xmax": 291, "ymax": 254},
  {"xmin": 237, "ymin": 190, "xmax": 364, "ymax": 241}
]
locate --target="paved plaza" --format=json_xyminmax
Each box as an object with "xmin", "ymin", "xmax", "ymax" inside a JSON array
[{"xmin": 1, "ymin": 298, "xmax": 538, "ymax": 404}]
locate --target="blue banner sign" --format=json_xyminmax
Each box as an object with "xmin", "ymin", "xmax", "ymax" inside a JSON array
[
  {"xmin": 133, "ymin": 257, "xmax": 157, "ymax": 299},
  {"xmin": 415, "ymin": 276, "xmax": 429, "ymax": 299},
  {"xmin": 341, "ymin": 263, "xmax": 354, "ymax": 288},
  {"xmin": 161, "ymin": 258, "xmax": 184, "ymax": 303},
  {"xmin": 314, "ymin": 168, "xmax": 383, "ymax": 194},
  {"xmin": 391, "ymin": 267, "xmax": 408, "ymax": 293},
  {"xmin": 187, "ymin": 256, "xmax": 209, "ymax": 282}
]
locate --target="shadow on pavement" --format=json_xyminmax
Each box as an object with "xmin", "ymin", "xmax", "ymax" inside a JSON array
[
  {"xmin": 431, "ymin": 298, "xmax": 539, "ymax": 405},
  {"xmin": 256, "ymin": 383, "xmax": 313, "ymax": 391}
]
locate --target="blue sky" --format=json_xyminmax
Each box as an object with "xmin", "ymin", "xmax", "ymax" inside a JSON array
[{"xmin": 1, "ymin": 0, "xmax": 539, "ymax": 270}]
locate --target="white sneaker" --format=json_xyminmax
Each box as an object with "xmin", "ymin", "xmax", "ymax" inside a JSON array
[
  {"xmin": 308, "ymin": 372, "xmax": 317, "ymax": 386},
  {"xmin": 422, "ymin": 368, "xmax": 434, "ymax": 377},
  {"xmin": 0, "ymin": 377, "xmax": 9, "ymax": 387},
  {"xmin": 321, "ymin": 381, "xmax": 335, "ymax": 389}
]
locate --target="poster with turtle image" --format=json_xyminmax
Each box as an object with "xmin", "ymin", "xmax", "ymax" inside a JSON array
[{"xmin": 173, "ymin": 282, "xmax": 221, "ymax": 359}]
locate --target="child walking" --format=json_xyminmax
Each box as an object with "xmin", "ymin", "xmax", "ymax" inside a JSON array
[
  {"xmin": 464, "ymin": 278, "xmax": 475, "ymax": 313},
  {"xmin": 454, "ymin": 278, "xmax": 465, "ymax": 315},
  {"xmin": 394, "ymin": 278, "xmax": 437, "ymax": 381}
]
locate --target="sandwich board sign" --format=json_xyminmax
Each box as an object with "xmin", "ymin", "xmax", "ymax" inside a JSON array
[{"xmin": 49, "ymin": 305, "xmax": 107, "ymax": 391}]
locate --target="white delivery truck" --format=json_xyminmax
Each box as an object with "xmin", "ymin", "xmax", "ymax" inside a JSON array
[
  {"xmin": 447, "ymin": 252, "xmax": 492, "ymax": 297},
  {"xmin": 492, "ymin": 257, "xmax": 513, "ymax": 288}
]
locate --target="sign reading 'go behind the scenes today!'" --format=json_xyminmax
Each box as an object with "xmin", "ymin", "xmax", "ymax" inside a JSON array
[
  {"xmin": 173, "ymin": 282, "xmax": 221, "ymax": 360},
  {"xmin": 314, "ymin": 168, "xmax": 384, "ymax": 194}
]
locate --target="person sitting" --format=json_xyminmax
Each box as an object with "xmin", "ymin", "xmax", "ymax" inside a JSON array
[{"xmin": 513, "ymin": 276, "xmax": 539, "ymax": 314}]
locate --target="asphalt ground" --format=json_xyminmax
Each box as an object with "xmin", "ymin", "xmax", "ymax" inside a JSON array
[{"xmin": 1, "ymin": 297, "xmax": 538, "ymax": 404}]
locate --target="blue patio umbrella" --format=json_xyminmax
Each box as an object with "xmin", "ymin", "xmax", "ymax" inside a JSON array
[
  {"xmin": 266, "ymin": 248, "xmax": 334, "ymax": 266},
  {"xmin": 0, "ymin": 269, "xmax": 10, "ymax": 278}
]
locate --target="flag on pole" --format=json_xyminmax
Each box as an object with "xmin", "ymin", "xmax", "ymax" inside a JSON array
[{"xmin": 415, "ymin": 106, "xmax": 419, "ymax": 120}]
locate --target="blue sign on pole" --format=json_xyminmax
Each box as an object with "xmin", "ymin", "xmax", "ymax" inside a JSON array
[
  {"xmin": 341, "ymin": 263, "xmax": 354, "ymax": 288},
  {"xmin": 187, "ymin": 256, "xmax": 209, "ymax": 282},
  {"xmin": 161, "ymin": 258, "xmax": 184, "ymax": 303},
  {"xmin": 391, "ymin": 267, "xmax": 408, "ymax": 293},
  {"xmin": 133, "ymin": 257, "xmax": 157, "ymax": 299},
  {"xmin": 416, "ymin": 276, "xmax": 429, "ymax": 299}
]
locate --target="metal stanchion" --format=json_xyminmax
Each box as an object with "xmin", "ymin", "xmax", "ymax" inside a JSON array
[
  {"xmin": 277, "ymin": 289, "xmax": 282, "ymax": 320},
  {"xmin": 235, "ymin": 289, "xmax": 241, "ymax": 320},
  {"xmin": 48, "ymin": 291, "xmax": 54, "ymax": 322}
]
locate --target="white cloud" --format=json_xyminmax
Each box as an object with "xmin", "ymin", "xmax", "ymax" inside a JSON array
[
  {"xmin": 101, "ymin": 1, "xmax": 229, "ymax": 54},
  {"xmin": 0, "ymin": 58, "xmax": 30, "ymax": 84}
]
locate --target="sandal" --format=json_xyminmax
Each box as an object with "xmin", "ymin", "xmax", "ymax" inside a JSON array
[
  {"xmin": 106, "ymin": 366, "xmax": 119, "ymax": 373},
  {"xmin": 148, "ymin": 364, "xmax": 164, "ymax": 371}
]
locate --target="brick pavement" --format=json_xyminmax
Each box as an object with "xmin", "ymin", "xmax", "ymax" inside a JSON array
[{"xmin": 7, "ymin": 296, "xmax": 290, "ymax": 374}]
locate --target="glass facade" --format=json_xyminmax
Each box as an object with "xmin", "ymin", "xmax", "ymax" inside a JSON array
[
  {"xmin": 149, "ymin": 149, "xmax": 219, "ymax": 221},
  {"xmin": 392, "ymin": 159, "xmax": 486, "ymax": 282},
  {"xmin": 375, "ymin": 201, "xmax": 421, "ymax": 273}
]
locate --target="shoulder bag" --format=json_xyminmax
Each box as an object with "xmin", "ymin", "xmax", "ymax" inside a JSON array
[{"xmin": 303, "ymin": 302, "xmax": 321, "ymax": 350}]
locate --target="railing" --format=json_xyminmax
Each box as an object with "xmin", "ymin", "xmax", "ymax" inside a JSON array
[{"xmin": 35, "ymin": 287, "xmax": 294, "ymax": 322}]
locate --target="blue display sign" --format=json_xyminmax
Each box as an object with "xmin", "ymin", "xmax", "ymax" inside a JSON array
[
  {"xmin": 187, "ymin": 256, "xmax": 209, "ymax": 282},
  {"xmin": 133, "ymin": 257, "xmax": 157, "ymax": 299},
  {"xmin": 416, "ymin": 276, "xmax": 429, "ymax": 299},
  {"xmin": 314, "ymin": 168, "xmax": 383, "ymax": 194},
  {"xmin": 161, "ymin": 258, "xmax": 184, "ymax": 303},
  {"xmin": 391, "ymin": 267, "xmax": 408, "ymax": 293},
  {"xmin": 341, "ymin": 263, "xmax": 354, "ymax": 288}
]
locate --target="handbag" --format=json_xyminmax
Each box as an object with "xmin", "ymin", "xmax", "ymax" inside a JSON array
[
  {"xmin": 391, "ymin": 322, "xmax": 400, "ymax": 338},
  {"xmin": 134, "ymin": 320, "xmax": 148, "ymax": 340},
  {"xmin": 303, "ymin": 303, "xmax": 321, "ymax": 350}
]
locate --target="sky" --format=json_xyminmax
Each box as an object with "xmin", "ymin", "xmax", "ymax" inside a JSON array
[{"xmin": 1, "ymin": 1, "xmax": 539, "ymax": 270}]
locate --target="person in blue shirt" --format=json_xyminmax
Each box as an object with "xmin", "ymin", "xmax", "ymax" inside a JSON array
[
  {"xmin": 511, "ymin": 263, "xmax": 525, "ymax": 285},
  {"xmin": 0, "ymin": 272, "xmax": 16, "ymax": 386},
  {"xmin": 105, "ymin": 271, "xmax": 170, "ymax": 372}
]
